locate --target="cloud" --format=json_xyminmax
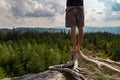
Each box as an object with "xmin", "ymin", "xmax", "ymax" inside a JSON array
[
  {"xmin": 0, "ymin": 0, "xmax": 65, "ymax": 28},
  {"xmin": 96, "ymin": 12, "xmax": 103, "ymax": 14},
  {"xmin": 0, "ymin": 0, "xmax": 120, "ymax": 28},
  {"xmin": 112, "ymin": 2, "xmax": 120, "ymax": 11},
  {"xmin": 5, "ymin": 0, "xmax": 64, "ymax": 17},
  {"xmin": 97, "ymin": 0, "xmax": 120, "ymax": 21}
]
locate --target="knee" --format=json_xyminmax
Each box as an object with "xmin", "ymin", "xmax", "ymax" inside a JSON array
[
  {"xmin": 78, "ymin": 27, "xmax": 83, "ymax": 31},
  {"xmin": 71, "ymin": 26, "xmax": 76, "ymax": 30}
]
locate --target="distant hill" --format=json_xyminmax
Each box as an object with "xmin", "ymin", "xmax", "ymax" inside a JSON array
[
  {"xmin": 0, "ymin": 28, "xmax": 11, "ymax": 33},
  {"xmin": 0, "ymin": 27, "xmax": 70, "ymax": 33},
  {"xmin": 84, "ymin": 26, "xmax": 120, "ymax": 34},
  {"xmin": 0, "ymin": 27, "xmax": 120, "ymax": 34}
]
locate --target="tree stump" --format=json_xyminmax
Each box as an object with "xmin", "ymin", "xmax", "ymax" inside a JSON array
[
  {"xmin": 49, "ymin": 50, "xmax": 120, "ymax": 80},
  {"xmin": 49, "ymin": 50, "xmax": 87, "ymax": 80}
]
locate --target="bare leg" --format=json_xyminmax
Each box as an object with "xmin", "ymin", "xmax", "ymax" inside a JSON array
[
  {"xmin": 71, "ymin": 26, "xmax": 76, "ymax": 51},
  {"xmin": 76, "ymin": 27, "xmax": 83, "ymax": 51}
]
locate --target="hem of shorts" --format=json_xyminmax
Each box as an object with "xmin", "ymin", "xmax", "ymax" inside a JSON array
[
  {"xmin": 66, "ymin": 26, "xmax": 84, "ymax": 28},
  {"xmin": 66, "ymin": 26, "xmax": 71, "ymax": 28},
  {"xmin": 67, "ymin": 5, "xmax": 83, "ymax": 7}
]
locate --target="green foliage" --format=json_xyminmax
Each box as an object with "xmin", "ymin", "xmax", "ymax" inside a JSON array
[
  {"xmin": 110, "ymin": 41, "xmax": 120, "ymax": 61},
  {"xmin": 0, "ymin": 42, "xmax": 71, "ymax": 77},
  {"xmin": 83, "ymin": 32, "xmax": 120, "ymax": 61},
  {"xmin": 0, "ymin": 67, "xmax": 7, "ymax": 79},
  {"xmin": 0, "ymin": 30, "xmax": 119, "ymax": 78},
  {"xmin": 0, "ymin": 31, "xmax": 72, "ymax": 77},
  {"xmin": 92, "ymin": 72, "xmax": 110, "ymax": 80}
]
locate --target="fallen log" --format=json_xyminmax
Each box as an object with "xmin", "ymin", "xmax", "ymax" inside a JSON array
[
  {"xmin": 77, "ymin": 50, "xmax": 120, "ymax": 75},
  {"xmin": 90, "ymin": 57, "xmax": 120, "ymax": 66}
]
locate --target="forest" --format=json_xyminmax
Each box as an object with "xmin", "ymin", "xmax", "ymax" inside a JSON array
[{"xmin": 0, "ymin": 28, "xmax": 120, "ymax": 78}]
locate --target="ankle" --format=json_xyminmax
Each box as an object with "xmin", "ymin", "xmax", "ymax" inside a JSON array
[
  {"xmin": 72, "ymin": 46, "xmax": 76, "ymax": 49},
  {"xmin": 76, "ymin": 45, "xmax": 81, "ymax": 50}
]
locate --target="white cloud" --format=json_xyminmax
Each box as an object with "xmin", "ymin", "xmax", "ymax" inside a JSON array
[
  {"xmin": 98, "ymin": 0, "xmax": 120, "ymax": 21},
  {"xmin": 0, "ymin": 0, "xmax": 120, "ymax": 28},
  {"xmin": 85, "ymin": 0, "xmax": 120, "ymax": 26},
  {"xmin": 5, "ymin": 0, "xmax": 64, "ymax": 17},
  {"xmin": 0, "ymin": 0, "xmax": 65, "ymax": 28}
]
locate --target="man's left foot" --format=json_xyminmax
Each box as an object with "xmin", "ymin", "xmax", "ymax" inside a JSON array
[{"xmin": 76, "ymin": 45, "xmax": 80, "ymax": 51}]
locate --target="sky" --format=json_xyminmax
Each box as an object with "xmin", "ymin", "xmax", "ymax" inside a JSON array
[{"xmin": 0, "ymin": 0, "xmax": 120, "ymax": 28}]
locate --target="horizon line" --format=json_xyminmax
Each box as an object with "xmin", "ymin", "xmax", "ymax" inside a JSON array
[{"xmin": 0, "ymin": 26, "xmax": 120, "ymax": 29}]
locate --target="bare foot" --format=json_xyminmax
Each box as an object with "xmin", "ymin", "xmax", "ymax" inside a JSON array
[
  {"xmin": 71, "ymin": 46, "xmax": 76, "ymax": 52},
  {"xmin": 76, "ymin": 45, "xmax": 80, "ymax": 51}
]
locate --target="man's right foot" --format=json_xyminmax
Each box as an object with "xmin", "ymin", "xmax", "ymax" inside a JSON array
[{"xmin": 71, "ymin": 47, "xmax": 77, "ymax": 52}]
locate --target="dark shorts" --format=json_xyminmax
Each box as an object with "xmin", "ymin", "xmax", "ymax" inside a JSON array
[{"xmin": 65, "ymin": 6, "xmax": 84, "ymax": 27}]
